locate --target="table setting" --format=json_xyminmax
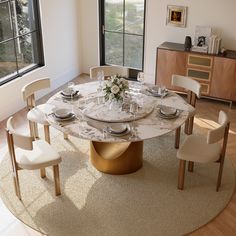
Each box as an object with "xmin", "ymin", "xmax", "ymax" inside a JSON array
[{"xmin": 45, "ymin": 75, "xmax": 193, "ymax": 143}]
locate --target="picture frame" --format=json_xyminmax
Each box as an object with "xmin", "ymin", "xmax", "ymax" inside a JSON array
[{"xmin": 166, "ymin": 5, "xmax": 187, "ymax": 28}]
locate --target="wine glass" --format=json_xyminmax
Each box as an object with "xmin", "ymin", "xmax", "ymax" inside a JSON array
[
  {"xmin": 159, "ymin": 85, "xmax": 166, "ymax": 108},
  {"xmin": 68, "ymin": 82, "xmax": 75, "ymax": 112},
  {"xmin": 97, "ymin": 70, "xmax": 104, "ymax": 88},
  {"xmin": 137, "ymin": 72, "xmax": 145, "ymax": 91}
]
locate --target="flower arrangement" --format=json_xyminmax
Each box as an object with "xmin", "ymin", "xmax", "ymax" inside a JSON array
[{"xmin": 103, "ymin": 75, "xmax": 129, "ymax": 102}]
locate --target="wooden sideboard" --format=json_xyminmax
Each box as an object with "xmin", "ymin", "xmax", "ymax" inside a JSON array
[{"xmin": 155, "ymin": 42, "xmax": 236, "ymax": 101}]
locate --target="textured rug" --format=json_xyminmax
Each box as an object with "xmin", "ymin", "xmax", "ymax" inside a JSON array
[{"xmin": 0, "ymin": 128, "xmax": 235, "ymax": 236}]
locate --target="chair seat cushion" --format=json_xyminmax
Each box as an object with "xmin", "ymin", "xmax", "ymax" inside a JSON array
[
  {"xmin": 16, "ymin": 140, "xmax": 61, "ymax": 170},
  {"xmin": 177, "ymin": 135, "xmax": 221, "ymax": 163},
  {"xmin": 27, "ymin": 104, "xmax": 54, "ymax": 125}
]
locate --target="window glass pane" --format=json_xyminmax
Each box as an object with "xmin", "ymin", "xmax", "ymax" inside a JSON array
[
  {"xmin": 0, "ymin": 1, "xmax": 13, "ymax": 41},
  {"xmin": 125, "ymin": 0, "xmax": 144, "ymax": 35},
  {"xmin": 10, "ymin": 0, "xmax": 36, "ymax": 36},
  {"xmin": 0, "ymin": 40, "xmax": 17, "ymax": 78},
  {"xmin": 17, "ymin": 32, "xmax": 38, "ymax": 71},
  {"xmin": 105, "ymin": 0, "xmax": 123, "ymax": 32},
  {"xmin": 124, "ymin": 34, "xmax": 143, "ymax": 69},
  {"xmin": 105, "ymin": 32, "xmax": 123, "ymax": 65}
]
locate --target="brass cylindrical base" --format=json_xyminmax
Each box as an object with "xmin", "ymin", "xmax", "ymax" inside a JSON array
[{"xmin": 90, "ymin": 141, "xmax": 143, "ymax": 175}]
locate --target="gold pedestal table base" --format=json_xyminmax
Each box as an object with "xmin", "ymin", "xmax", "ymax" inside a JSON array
[{"xmin": 90, "ymin": 141, "xmax": 143, "ymax": 175}]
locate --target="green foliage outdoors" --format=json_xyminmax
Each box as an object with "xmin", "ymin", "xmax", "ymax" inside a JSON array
[
  {"xmin": 105, "ymin": 1, "xmax": 144, "ymax": 69},
  {"xmin": 0, "ymin": 0, "xmax": 32, "ymax": 78}
]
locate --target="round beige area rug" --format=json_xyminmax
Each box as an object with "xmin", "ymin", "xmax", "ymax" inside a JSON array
[{"xmin": 0, "ymin": 130, "xmax": 235, "ymax": 236}]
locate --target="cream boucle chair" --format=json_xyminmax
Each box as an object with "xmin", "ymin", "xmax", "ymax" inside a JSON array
[
  {"xmin": 90, "ymin": 65, "xmax": 129, "ymax": 79},
  {"xmin": 171, "ymin": 75, "xmax": 201, "ymax": 151},
  {"xmin": 6, "ymin": 117, "xmax": 62, "ymax": 200},
  {"xmin": 21, "ymin": 78, "xmax": 68, "ymax": 143},
  {"xmin": 177, "ymin": 110, "xmax": 230, "ymax": 191}
]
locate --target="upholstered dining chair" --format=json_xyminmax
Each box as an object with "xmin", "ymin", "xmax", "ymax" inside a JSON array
[
  {"xmin": 22, "ymin": 78, "xmax": 68, "ymax": 144},
  {"xmin": 177, "ymin": 110, "xmax": 230, "ymax": 191},
  {"xmin": 90, "ymin": 65, "xmax": 129, "ymax": 79},
  {"xmin": 171, "ymin": 75, "xmax": 201, "ymax": 150},
  {"xmin": 6, "ymin": 116, "xmax": 62, "ymax": 200}
]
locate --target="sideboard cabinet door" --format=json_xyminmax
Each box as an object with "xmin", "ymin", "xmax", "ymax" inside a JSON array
[
  {"xmin": 211, "ymin": 57, "xmax": 236, "ymax": 100},
  {"xmin": 156, "ymin": 49, "xmax": 186, "ymax": 91}
]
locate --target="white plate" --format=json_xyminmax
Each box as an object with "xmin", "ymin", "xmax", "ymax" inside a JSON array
[
  {"xmin": 107, "ymin": 125, "xmax": 130, "ymax": 136},
  {"xmin": 157, "ymin": 109, "xmax": 180, "ymax": 119},
  {"xmin": 107, "ymin": 123, "xmax": 128, "ymax": 134},
  {"xmin": 54, "ymin": 108, "xmax": 72, "ymax": 118},
  {"xmin": 52, "ymin": 113, "xmax": 75, "ymax": 121},
  {"xmin": 160, "ymin": 107, "xmax": 177, "ymax": 116},
  {"xmin": 60, "ymin": 90, "xmax": 80, "ymax": 98},
  {"xmin": 147, "ymin": 88, "xmax": 168, "ymax": 97}
]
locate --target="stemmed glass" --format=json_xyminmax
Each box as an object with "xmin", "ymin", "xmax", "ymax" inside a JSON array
[
  {"xmin": 159, "ymin": 85, "xmax": 166, "ymax": 108},
  {"xmin": 97, "ymin": 70, "xmax": 104, "ymax": 88},
  {"xmin": 68, "ymin": 82, "xmax": 75, "ymax": 113},
  {"xmin": 137, "ymin": 72, "xmax": 145, "ymax": 91}
]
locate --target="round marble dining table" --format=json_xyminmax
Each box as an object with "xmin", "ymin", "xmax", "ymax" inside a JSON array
[{"xmin": 46, "ymin": 81, "xmax": 193, "ymax": 174}]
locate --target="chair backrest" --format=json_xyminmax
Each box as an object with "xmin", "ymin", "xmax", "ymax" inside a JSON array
[
  {"xmin": 6, "ymin": 117, "xmax": 34, "ymax": 151},
  {"xmin": 171, "ymin": 75, "xmax": 201, "ymax": 107},
  {"xmin": 207, "ymin": 110, "xmax": 230, "ymax": 145},
  {"xmin": 21, "ymin": 78, "xmax": 50, "ymax": 110},
  {"xmin": 90, "ymin": 66, "xmax": 129, "ymax": 79}
]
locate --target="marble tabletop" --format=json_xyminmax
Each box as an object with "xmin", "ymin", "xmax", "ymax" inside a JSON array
[{"xmin": 46, "ymin": 81, "xmax": 194, "ymax": 143}]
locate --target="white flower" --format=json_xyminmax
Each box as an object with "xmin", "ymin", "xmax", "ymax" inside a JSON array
[
  {"xmin": 111, "ymin": 85, "xmax": 120, "ymax": 94},
  {"xmin": 109, "ymin": 93, "xmax": 115, "ymax": 100},
  {"xmin": 106, "ymin": 80, "xmax": 112, "ymax": 87}
]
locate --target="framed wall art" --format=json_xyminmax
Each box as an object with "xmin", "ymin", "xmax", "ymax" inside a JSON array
[{"xmin": 166, "ymin": 5, "xmax": 187, "ymax": 28}]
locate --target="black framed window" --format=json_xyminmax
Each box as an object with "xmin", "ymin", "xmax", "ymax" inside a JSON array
[
  {"xmin": 0, "ymin": 0, "xmax": 44, "ymax": 85},
  {"xmin": 99, "ymin": 0, "xmax": 146, "ymax": 75}
]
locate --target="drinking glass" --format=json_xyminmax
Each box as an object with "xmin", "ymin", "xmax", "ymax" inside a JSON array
[
  {"xmin": 68, "ymin": 82, "xmax": 75, "ymax": 112},
  {"xmin": 137, "ymin": 72, "xmax": 145, "ymax": 91},
  {"xmin": 97, "ymin": 70, "xmax": 104, "ymax": 88},
  {"xmin": 159, "ymin": 85, "xmax": 166, "ymax": 108}
]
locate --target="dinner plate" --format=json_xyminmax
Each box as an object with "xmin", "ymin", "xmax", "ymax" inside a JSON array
[
  {"xmin": 60, "ymin": 90, "xmax": 80, "ymax": 98},
  {"xmin": 147, "ymin": 88, "xmax": 168, "ymax": 97},
  {"xmin": 157, "ymin": 109, "xmax": 180, "ymax": 119},
  {"xmin": 52, "ymin": 113, "xmax": 75, "ymax": 121},
  {"xmin": 107, "ymin": 124, "xmax": 130, "ymax": 136},
  {"xmin": 54, "ymin": 108, "xmax": 72, "ymax": 118},
  {"xmin": 160, "ymin": 106, "xmax": 177, "ymax": 116},
  {"xmin": 107, "ymin": 123, "xmax": 128, "ymax": 134}
]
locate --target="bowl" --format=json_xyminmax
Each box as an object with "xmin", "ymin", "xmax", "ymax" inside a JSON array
[{"xmin": 54, "ymin": 108, "xmax": 72, "ymax": 118}]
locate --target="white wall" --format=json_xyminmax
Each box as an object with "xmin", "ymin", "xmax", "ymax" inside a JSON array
[
  {"xmin": 0, "ymin": 0, "xmax": 81, "ymax": 121},
  {"xmin": 79, "ymin": 0, "xmax": 236, "ymax": 84},
  {"xmin": 79, "ymin": 0, "xmax": 99, "ymax": 74}
]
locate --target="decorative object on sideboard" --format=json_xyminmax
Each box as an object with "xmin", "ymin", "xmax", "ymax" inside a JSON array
[
  {"xmin": 192, "ymin": 26, "xmax": 212, "ymax": 53},
  {"xmin": 184, "ymin": 36, "xmax": 192, "ymax": 51},
  {"xmin": 208, "ymin": 34, "xmax": 222, "ymax": 54},
  {"xmin": 166, "ymin": 5, "xmax": 187, "ymax": 28}
]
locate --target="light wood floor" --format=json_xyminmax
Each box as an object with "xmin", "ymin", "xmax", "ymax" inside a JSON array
[{"xmin": 0, "ymin": 74, "xmax": 236, "ymax": 235}]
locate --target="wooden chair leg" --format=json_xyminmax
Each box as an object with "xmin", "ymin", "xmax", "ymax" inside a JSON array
[
  {"xmin": 188, "ymin": 117, "xmax": 194, "ymax": 135},
  {"xmin": 44, "ymin": 125, "xmax": 50, "ymax": 144},
  {"xmin": 40, "ymin": 168, "xmax": 46, "ymax": 178},
  {"xmin": 178, "ymin": 160, "xmax": 186, "ymax": 190},
  {"xmin": 53, "ymin": 165, "xmax": 61, "ymax": 196},
  {"xmin": 63, "ymin": 133, "xmax": 69, "ymax": 140},
  {"xmin": 13, "ymin": 170, "xmax": 21, "ymax": 200},
  {"xmin": 33, "ymin": 122, "xmax": 39, "ymax": 139},
  {"xmin": 188, "ymin": 161, "xmax": 194, "ymax": 172},
  {"xmin": 175, "ymin": 127, "xmax": 181, "ymax": 149},
  {"xmin": 216, "ymin": 158, "xmax": 225, "ymax": 192},
  {"xmin": 184, "ymin": 119, "xmax": 189, "ymax": 134},
  {"xmin": 29, "ymin": 121, "xmax": 34, "ymax": 138}
]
